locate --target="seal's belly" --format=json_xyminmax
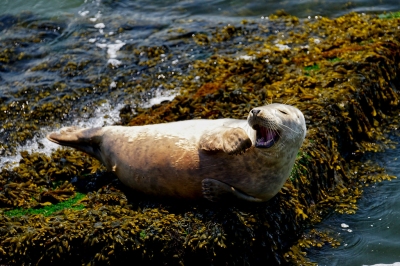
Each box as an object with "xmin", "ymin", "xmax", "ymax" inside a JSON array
[
  {"xmin": 102, "ymin": 131, "xmax": 277, "ymax": 199},
  {"xmin": 101, "ymin": 132, "xmax": 204, "ymax": 198}
]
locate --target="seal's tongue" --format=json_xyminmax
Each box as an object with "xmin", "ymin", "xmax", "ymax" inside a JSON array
[{"xmin": 255, "ymin": 126, "xmax": 279, "ymax": 148}]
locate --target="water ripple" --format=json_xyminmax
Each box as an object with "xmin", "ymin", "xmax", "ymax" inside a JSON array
[{"xmin": 307, "ymin": 135, "xmax": 400, "ymax": 265}]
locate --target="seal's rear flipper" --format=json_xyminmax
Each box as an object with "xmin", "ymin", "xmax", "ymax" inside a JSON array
[
  {"xmin": 47, "ymin": 126, "xmax": 103, "ymax": 161},
  {"xmin": 202, "ymin": 179, "xmax": 263, "ymax": 202}
]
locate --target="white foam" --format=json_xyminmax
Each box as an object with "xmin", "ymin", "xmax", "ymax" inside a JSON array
[
  {"xmin": 0, "ymin": 135, "xmax": 60, "ymax": 169},
  {"xmin": 96, "ymin": 43, "xmax": 107, "ymax": 49},
  {"xmin": 96, "ymin": 40, "xmax": 126, "ymax": 66},
  {"xmin": 94, "ymin": 23, "xmax": 105, "ymax": 29},
  {"xmin": 75, "ymin": 101, "xmax": 125, "ymax": 128},
  {"xmin": 0, "ymin": 101, "xmax": 125, "ymax": 169},
  {"xmin": 106, "ymin": 40, "xmax": 126, "ymax": 59},
  {"xmin": 78, "ymin": 10, "xmax": 90, "ymax": 16},
  {"xmin": 238, "ymin": 55, "xmax": 254, "ymax": 61},
  {"xmin": 107, "ymin": 59, "xmax": 122, "ymax": 67},
  {"xmin": 142, "ymin": 89, "xmax": 178, "ymax": 108},
  {"xmin": 275, "ymin": 44, "xmax": 290, "ymax": 51}
]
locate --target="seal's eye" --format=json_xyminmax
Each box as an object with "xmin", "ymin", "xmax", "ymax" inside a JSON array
[{"xmin": 278, "ymin": 109, "xmax": 288, "ymax": 115}]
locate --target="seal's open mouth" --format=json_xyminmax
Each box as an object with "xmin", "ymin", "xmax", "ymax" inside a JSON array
[{"xmin": 253, "ymin": 125, "xmax": 279, "ymax": 148}]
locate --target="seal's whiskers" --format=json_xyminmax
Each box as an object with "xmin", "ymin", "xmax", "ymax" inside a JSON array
[{"xmin": 276, "ymin": 122, "xmax": 302, "ymax": 135}]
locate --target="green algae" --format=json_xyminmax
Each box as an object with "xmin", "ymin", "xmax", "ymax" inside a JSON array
[
  {"xmin": 304, "ymin": 64, "xmax": 320, "ymax": 73},
  {"xmin": 4, "ymin": 192, "xmax": 85, "ymax": 217},
  {"xmin": 379, "ymin": 11, "xmax": 400, "ymax": 19}
]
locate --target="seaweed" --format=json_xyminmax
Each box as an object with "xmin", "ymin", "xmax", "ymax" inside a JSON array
[{"xmin": 0, "ymin": 11, "xmax": 400, "ymax": 265}]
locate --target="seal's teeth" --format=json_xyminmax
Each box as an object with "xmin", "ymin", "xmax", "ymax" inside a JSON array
[{"xmin": 255, "ymin": 126, "xmax": 279, "ymax": 148}]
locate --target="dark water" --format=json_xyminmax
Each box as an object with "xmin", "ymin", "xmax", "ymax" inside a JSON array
[
  {"xmin": 2, "ymin": 0, "xmax": 400, "ymax": 18},
  {"xmin": 307, "ymin": 135, "xmax": 400, "ymax": 265},
  {"xmin": 1, "ymin": 0, "xmax": 400, "ymax": 264}
]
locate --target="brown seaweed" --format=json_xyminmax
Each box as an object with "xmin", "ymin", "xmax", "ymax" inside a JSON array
[{"xmin": 1, "ymin": 11, "xmax": 400, "ymax": 265}]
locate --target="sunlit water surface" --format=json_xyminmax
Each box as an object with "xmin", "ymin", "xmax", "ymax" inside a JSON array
[{"xmin": 2, "ymin": 0, "xmax": 400, "ymax": 18}]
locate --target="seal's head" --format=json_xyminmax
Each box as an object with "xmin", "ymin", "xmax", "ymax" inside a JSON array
[{"xmin": 247, "ymin": 103, "xmax": 306, "ymax": 152}]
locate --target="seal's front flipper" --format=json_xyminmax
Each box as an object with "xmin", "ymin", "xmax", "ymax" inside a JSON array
[
  {"xmin": 202, "ymin": 179, "xmax": 263, "ymax": 202},
  {"xmin": 47, "ymin": 127, "xmax": 103, "ymax": 161},
  {"xmin": 199, "ymin": 127, "xmax": 252, "ymax": 155},
  {"xmin": 222, "ymin": 128, "xmax": 252, "ymax": 155}
]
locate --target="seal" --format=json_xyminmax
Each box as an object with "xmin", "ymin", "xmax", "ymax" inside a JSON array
[{"xmin": 47, "ymin": 103, "xmax": 306, "ymax": 202}]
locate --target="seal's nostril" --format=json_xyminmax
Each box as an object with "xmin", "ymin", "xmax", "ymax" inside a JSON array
[{"xmin": 251, "ymin": 109, "xmax": 261, "ymax": 116}]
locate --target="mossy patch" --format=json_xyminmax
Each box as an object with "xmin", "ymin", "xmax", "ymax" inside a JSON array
[
  {"xmin": 379, "ymin": 11, "xmax": 400, "ymax": 19},
  {"xmin": 4, "ymin": 192, "xmax": 85, "ymax": 217}
]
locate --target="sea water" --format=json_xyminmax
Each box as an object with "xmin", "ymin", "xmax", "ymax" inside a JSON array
[
  {"xmin": 1, "ymin": 0, "xmax": 400, "ymax": 18},
  {"xmin": 307, "ymin": 135, "xmax": 400, "ymax": 265}
]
